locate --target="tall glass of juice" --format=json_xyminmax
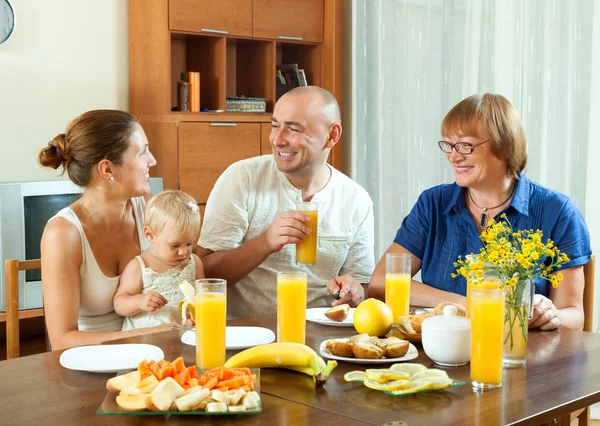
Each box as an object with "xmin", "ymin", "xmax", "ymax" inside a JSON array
[
  {"xmin": 470, "ymin": 287, "xmax": 505, "ymax": 389},
  {"xmin": 277, "ymin": 271, "xmax": 307, "ymax": 343},
  {"xmin": 295, "ymin": 201, "xmax": 318, "ymax": 265},
  {"xmin": 195, "ymin": 278, "xmax": 227, "ymax": 370},
  {"xmin": 385, "ymin": 253, "xmax": 412, "ymax": 324}
]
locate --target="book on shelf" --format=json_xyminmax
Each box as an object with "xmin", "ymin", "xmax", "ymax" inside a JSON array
[
  {"xmin": 276, "ymin": 63, "xmax": 308, "ymax": 100},
  {"xmin": 298, "ymin": 69, "xmax": 308, "ymax": 86}
]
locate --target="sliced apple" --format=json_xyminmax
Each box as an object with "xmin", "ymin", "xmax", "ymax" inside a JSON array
[
  {"xmin": 116, "ymin": 394, "xmax": 150, "ymax": 412},
  {"xmin": 135, "ymin": 374, "xmax": 160, "ymax": 393},
  {"xmin": 106, "ymin": 370, "xmax": 141, "ymax": 392}
]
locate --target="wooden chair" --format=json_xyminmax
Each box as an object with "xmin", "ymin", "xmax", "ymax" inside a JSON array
[
  {"xmin": 4, "ymin": 259, "xmax": 44, "ymax": 359},
  {"xmin": 563, "ymin": 255, "xmax": 597, "ymax": 426}
]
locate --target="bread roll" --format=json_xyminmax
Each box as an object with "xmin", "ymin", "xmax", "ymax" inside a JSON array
[
  {"xmin": 434, "ymin": 302, "xmax": 466, "ymax": 317},
  {"xmin": 399, "ymin": 313, "xmax": 431, "ymax": 334},
  {"xmin": 324, "ymin": 304, "xmax": 350, "ymax": 321}
]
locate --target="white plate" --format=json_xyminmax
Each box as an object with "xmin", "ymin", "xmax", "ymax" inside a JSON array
[
  {"xmin": 59, "ymin": 344, "xmax": 164, "ymax": 373},
  {"xmin": 181, "ymin": 326, "xmax": 276, "ymax": 349},
  {"xmin": 306, "ymin": 307, "xmax": 356, "ymax": 327},
  {"xmin": 319, "ymin": 338, "xmax": 418, "ymax": 364}
]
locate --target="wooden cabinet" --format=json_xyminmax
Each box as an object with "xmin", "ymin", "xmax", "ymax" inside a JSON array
[
  {"xmin": 253, "ymin": 0, "xmax": 324, "ymax": 43},
  {"xmin": 178, "ymin": 122, "xmax": 261, "ymax": 203},
  {"xmin": 169, "ymin": 0, "xmax": 252, "ymax": 37},
  {"xmin": 261, "ymin": 123, "xmax": 272, "ymax": 155},
  {"xmin": 130, "ymin": 0, "xmax": 344, "ymax": 195}
]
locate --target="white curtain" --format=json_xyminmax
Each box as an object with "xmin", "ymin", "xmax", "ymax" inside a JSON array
[{"xmin": 349, "ymin": 0, "xmax": 600, "ymax": 330}]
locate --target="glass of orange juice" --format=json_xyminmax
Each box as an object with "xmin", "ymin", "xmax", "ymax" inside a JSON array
[
  {"xmin": 385, "ymin": 253, "xmax": 412, "ymax": 324},
  {"xmin": 295, "ymin": 201, "xmax": 318, "ymax": 265},
  {"xmin": 277, "ymin": 271, "xmax": 307, "ymax": 343},
  {"xmin": 470, "ymin": 287, "xmax": 505, "ymax": 390},
  {"xmin": 195, "ymin": 278, "xmax": 227, "ymax": 370},
  {"xmin": 466, "ymin": 273, "xmax": 502, "ymax": 318}
]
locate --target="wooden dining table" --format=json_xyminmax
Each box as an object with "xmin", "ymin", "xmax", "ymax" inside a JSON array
[{"xmin": 2, "ymin": 313, "xmax": 600, "ymax": 426}]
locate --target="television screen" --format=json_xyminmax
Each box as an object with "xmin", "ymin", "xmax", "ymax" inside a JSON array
[{"xmin": 24, "ymin": 193, "xmax": 82, "ymax": 281}]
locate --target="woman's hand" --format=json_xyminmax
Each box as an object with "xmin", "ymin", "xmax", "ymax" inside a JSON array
[
  {"xmin": 139, "ymin": 291, "xmax": 168, "ymax": 312},
  {"xmin": 529, "ymin": 294, "xmax": 562, "ymax": 331}
]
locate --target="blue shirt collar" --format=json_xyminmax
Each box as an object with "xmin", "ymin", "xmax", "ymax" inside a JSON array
[{"xmin": 444, "ymin": 172, "xmax": 530, "ymax": 216}]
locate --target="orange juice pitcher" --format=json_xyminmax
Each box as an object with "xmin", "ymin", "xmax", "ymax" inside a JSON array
[
  {"xmin": 195, "ymin": 279, "xmax": 227, "ymax": 370},
  {"xmin": 295, "ymin": 202, "xmax": 318, "ymax": 265}
]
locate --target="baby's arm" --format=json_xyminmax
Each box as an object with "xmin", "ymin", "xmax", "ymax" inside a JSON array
[
  {"xmin": 114, "ymin": 258, "xmax": 168, "ymax": 316},
  {"xmin": 193, "ymin": 253, "xmax": 205, "ymax": 279}
]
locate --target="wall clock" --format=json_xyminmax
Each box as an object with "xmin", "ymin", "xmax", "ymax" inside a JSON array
[{"xmin": 0, "ymin": 0, "xmax": 15, "ymax": 45}]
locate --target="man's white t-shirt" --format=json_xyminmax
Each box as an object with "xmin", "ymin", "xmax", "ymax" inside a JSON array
[{"xmin": 199, "ymin": 155, "xmax": 375, "ymax": 319}]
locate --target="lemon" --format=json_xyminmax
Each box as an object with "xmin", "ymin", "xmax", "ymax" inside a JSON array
[
  {"xmin": 364, "ymin": 379, "xmax": 410, "ymax": 392},
  {"xmin": 365, "ymin": 368, "xmax": 410, "ymax": 381},
  {"xmin": 410, "ymin": 369, "xmax": 449, "ymax": 381},
  {"xmin": 389, "ymin": 363, "xmax": 428, "ymax": 376},
  {"xmin": 388, "ymin": 379, "xmax": 433, "ymax": 395},
  {"xmin": 344, "ymin": 371, "xmax": 368, "ymax": 382},
  {"xmin": 353, "ymin": 298, "xmax": 394, "ymax": 337},
  {"xmin": 431, "ymin": 377, "xmax": 454, "ymax": 389}
]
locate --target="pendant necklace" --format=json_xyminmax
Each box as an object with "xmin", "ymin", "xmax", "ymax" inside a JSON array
[
  {"xmin": 468, "ymin": 182, "xmax": 516, "ymax": 230},
  {"xmin": 79, "ymin": 200, "xmax": 126, "ymax": 248}
]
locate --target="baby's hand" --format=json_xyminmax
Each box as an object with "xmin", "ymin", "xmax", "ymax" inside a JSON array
[{"xmin": 139, "ymin": 291, "xmax": 168, "ymax": 312}]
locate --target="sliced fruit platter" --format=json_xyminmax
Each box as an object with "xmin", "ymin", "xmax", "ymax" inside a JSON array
[
  {"xmin": 97, "ymin": 357, "xmax": 261, "ymax": 415},
  {"xmin": 344, "ymin": 363, "xmax": 465, "ymax": 396}
]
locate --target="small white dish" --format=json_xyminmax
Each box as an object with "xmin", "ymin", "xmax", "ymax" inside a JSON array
[
  {"xmin": 306, "ymin": 307, "xmax": 355, "ymax": 327},
  {"xmin": 319, "ymin": 338, "xmax": 418, "ymax": 364},
  {"xmin": 181, "ymin": 326, "xmax": 275, "ymax": 349},
  {"xmin": 59, "ymin": 344, "xmax": 164, "ymax": 373},
  {"xmin": 422, "ymin": 304, "xmax": 471, "ymax": 367}
]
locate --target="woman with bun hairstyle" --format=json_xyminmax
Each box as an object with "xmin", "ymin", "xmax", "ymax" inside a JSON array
[{"xmin": 39, "ymin": 110, "xmax": 175, "ymax": 350}]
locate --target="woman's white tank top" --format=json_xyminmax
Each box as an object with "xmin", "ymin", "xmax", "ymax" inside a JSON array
[{"xmin": 49, "ymin": 197, "xmax": 149, "ymax": 332}]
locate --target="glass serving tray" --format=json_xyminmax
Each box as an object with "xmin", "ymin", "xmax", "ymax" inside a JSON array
[
  {"xmin": 97, "ymin": 369, "xmax": 262, "ymax": 416},
  {"xmin": 356, "ymin": 379, "xmax": 466, "ymax": 397}
]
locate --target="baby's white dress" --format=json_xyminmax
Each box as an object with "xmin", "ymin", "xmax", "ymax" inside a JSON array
[{"xmin": 121, "ymin": 255, "xmax": 196, "ymax": 331}]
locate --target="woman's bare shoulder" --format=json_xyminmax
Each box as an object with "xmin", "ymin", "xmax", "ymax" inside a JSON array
[{"xmin": 42, "ymin": 216, "xmax": 81, "ymax": 252}]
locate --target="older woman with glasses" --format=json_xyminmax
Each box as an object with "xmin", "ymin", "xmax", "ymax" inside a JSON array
[{"xmin": 368, "ymin": 93, "xmax": 591, "ymax": 330}]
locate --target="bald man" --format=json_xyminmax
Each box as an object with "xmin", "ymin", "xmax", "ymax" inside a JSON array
[{"xmin": 197, "ymin": 86, "xmax": 375, "ymax": 318}]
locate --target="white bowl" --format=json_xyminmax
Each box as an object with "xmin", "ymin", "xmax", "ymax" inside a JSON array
[{"xmin": 421, "ymin": 305, "xmax": 471, "ymax": 366}]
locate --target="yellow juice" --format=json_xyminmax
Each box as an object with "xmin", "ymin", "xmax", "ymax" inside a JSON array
[
  {"xmin": 470, "ymin": 290, "xmax": 504, "ymax": 387},
  {"xmin": 504, "ymin": 305, "xmax": 527, "ymax": 358},
  {"xmin": 277, "ymin": 275, "xmax": 307, "ymax": 343},
  {"xmin": 385, "ymin": 273, "xmax": 411, "ymax": 323},
  {"xmin": 466, "ymin": 277, "xmax": 501, "ymax": 318},
  {"xmin": 195, "ymin": 293, "xmax": 226, "ymax": 370},
  {"xmin": 296, "ymin": 210, "xmax": 318, "ymax": 264}
]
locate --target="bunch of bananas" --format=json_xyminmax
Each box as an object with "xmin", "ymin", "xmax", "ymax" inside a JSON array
[{"xmin": 224, "ymin": 342, "xmax": 337, "ymax": 385}]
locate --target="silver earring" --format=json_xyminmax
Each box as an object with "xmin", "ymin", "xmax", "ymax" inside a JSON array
[{"xmin": 109, "ymin": 176, "xmax": 115, "ymax": 181}]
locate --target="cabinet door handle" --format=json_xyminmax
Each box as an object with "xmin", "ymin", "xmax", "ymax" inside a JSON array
[
  {"xmin": 209, "ymin": 123, "xmax": 237, "ymax": 127},
  {"xmin": 278, "ymin": 35, "xmax": 303, "ymax": 41},
  {"xmin": 201, "ymin": 28, "xmax": 228, "ymax": 35}
]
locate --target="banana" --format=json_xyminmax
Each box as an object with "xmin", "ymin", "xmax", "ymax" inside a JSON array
[
  {"xmin": 224, "ymin": 342, "xmax": 337, "ymax": 385},
  {"xmin": 178, "ymin": 281, "xmax": 196, "ymax": 326}
]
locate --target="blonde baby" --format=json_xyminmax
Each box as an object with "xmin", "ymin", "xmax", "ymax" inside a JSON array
[{"xmin": 114, "ymin": 190, "xmax": 204, "ymax": 330}]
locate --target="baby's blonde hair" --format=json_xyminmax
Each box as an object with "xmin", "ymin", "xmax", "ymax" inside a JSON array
[{"xmin": 144, "ymin": 190, "xmax": 201, "ymax": 237}]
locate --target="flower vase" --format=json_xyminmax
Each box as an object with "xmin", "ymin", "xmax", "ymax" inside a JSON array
[{"xmin": 502, "ymin": 277, "xmax": 533, "ymax": 368}]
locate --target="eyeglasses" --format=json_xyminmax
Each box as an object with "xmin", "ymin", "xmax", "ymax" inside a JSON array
[{"xmin": 437, "ymin": 139, "xmax": 490, "ymax": 155}]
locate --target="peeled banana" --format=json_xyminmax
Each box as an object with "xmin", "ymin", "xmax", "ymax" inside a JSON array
[
  {"xmin": 224, "ymin": 342, "xmax": 337, "ymax": 385},
  {"xmin": 178, "ymin": 281, "xmax": 196, "ymax": 326}
]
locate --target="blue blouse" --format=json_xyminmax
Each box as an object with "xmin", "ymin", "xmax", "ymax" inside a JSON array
[{"xmin": 394, "ymin": 173, "xmax": 592, "ymax": 297}]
